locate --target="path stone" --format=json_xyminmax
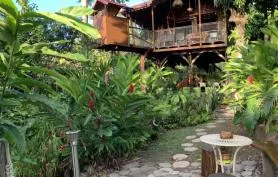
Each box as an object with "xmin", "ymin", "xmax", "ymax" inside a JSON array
[
  {"xmin": 158, "ymin": 163, "xmax": 171, "ymax": 168},
  {"xmin": 181, "ymin": 143, "xmax": 194, "ymax": 147},
  {"xmin": 109, "ymin": 173, "xmax": 120, "ymax": 177},
  {"xmin": 241, "ymin": 170, "xmax": 253, "ymax": 176},
  {"xmin": 122, "ymin": 162, "xmax": 139, "ymax": 169},
  {"xmin": 235, "ymin": 164, "xmax": 244, "ymax": 172},
  {"xmin": 140, "ymin": 165, "xmax": 156, "ymax": 173},
  {"xmin": 119, "ymin": 170, "xmax": 130, "ymax": 176},
  {"xmin": 180, "ymin": 172, "xmax": 193, "ymax": 177},
  {"xmin": 153, "ymin": 167, "xmax": 173, "ymax": 176},
  {"xmin": 173, "ymin": 154, "xmax": 188, "ymax": 161},
  {"xmin": 185, "ymin": 135, "xmax": 196, "ymax": 140},
  {"xmin": 190, "ymin": 162, "xmax": 201, "ymax": 168},
  {"xmin": 215, "ymin": 120, "xmax": 225, "ymax": 123},
  {"xmin": 241, "ymin": 160, "xmax": 257, "ymax": 166},
  {"xmin": 169, "ymin": 171, "xmax": 180, "ymax": 175},
  {"xmin": 173, "ymin": 161, "xmax": 190, "ymax": 169},
  {"xmin": 195, "ymin": 129, "xmax": 205, "ymax": 132},
  {"xmin": 207, "ymin": 123, "xmax": 216, "ymax": 126},
  {"xmin": 191, "ymin": 138, "xmax": 201, "ymax": 143},
  {"xmin": 206, "ymin": 125, "xmax": 216, "ymax": 128},
  {"xmin": 184, "ymin": 147, "xmax": 198, "ymax": 152},
  {"xmin": 244, "ymin": 165, "xmax": 256, "ymax": 171},
  {"xmin": 196, "ymin": 132, "xmax": 207, "ymax": 136},
  {"xmin": 190, "ymin": 169, "xmax": 201, "ymax": 174}
]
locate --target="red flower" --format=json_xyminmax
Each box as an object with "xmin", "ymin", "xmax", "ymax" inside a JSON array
[
  {"xmin": 89, "ymin": 98, "xmax": 94, "ymax": 111},
  {"xmin": 129, "ymin": 83, "xmax": 134, "ymax": 94},
  {"xmin": 90, "ymin": 91, "xmax": 94, "ymax": 97},
  {"xmin": 247, "ymin": 75, "xmax": 254, "ymax": 84},
  {"xmin": 58, "ymin": 144, "xmax": 65, "ymax": 152}
]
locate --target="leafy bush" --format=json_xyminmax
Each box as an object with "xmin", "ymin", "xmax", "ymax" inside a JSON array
[{"xmin": 222, "ymin": 24, "xmax": 278, "ymax": 134}]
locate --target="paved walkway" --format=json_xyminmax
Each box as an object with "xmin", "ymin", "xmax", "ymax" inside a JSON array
[{"xmin": 98, "ymin": 106, "xmax": 262, "ymax": 177}]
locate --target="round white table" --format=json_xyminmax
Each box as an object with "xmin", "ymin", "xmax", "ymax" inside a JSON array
[{"xmin": 200, "ymin": 134, "xmax": 253, "ymax": 175}]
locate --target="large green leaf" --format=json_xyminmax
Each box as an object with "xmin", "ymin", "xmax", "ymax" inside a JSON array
[
  {"xmin": 20, "ymin": 43, "xmax": 88, "ymax": 62},
  {"xmin": 0, "ymin": 19, "xmax": 14, "ymax": 43},
  {"xmin": 59, "ymin": 6, "xmax": 94, "ymax": 17},
  {"xmin": 0, "ymin": 0, "xmax": 18, "ymax": 35},
  {"xmin": 24, "ymin": 11, "xmax": 100, "ymax": 39},
  {"xmin": 0, "ymin": 121, "xmax": 25, "ymax": 150},
  {"xmin": 0, "ymin": 0, "xmax": 18, "ymax": 20},
  {"xmin": 9, "ymin": 77, "xmax": 55, "ymax": 94}
]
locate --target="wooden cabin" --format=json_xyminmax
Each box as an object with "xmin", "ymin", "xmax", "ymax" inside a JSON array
[{"xmin": 92, "ymin": 0, "xmax": 227, "ymax": 68}]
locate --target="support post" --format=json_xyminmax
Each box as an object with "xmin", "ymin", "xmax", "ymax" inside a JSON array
[
  {"xmin": 198, "ymin": 0, "xmax": 202, "ymax": 47},
  {"xmin": 140, "ymin": 54, "xmax": 145, "ymax": 73},
  {"xmin": 151, "ymin": 7, "xmax": 155, "ymax": 48},
  {"xmin": 224, "ymin": 12, "xmax": 228, "ymax": 45}
]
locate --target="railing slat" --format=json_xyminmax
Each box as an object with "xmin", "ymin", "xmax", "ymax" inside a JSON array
[{"xmin": 128, "ymin": 21, "xmax": 226, "ymax": 49}]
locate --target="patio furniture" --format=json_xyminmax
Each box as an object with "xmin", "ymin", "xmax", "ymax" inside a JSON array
[
  {"xmin": 200, "ymin": 134, "xmax": 253, "ymax": 175},
  {"xmin": 201, "ymin": 143, "xmax": 217, "ymax": 177},
  {"xmin": 186, "ymin": 32, "xmax": 209, "ymax": 45},
  {"xmin": 209, "ymin": 173, "xmax": 236, "ymax": 177}
]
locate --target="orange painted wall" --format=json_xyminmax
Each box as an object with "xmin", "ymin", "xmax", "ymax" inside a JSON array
[{"xmin": 93, "ymin": 10, "xmax": 128, "ymax": 45}]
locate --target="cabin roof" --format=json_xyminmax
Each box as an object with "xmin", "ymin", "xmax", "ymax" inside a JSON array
[
  {"xmin": 131, "ymin": 0, "xmax": 152, "ymax": 11},
  {"xmin": 92, "ymin": 0, "xmax": 126, "ymax": 11}
]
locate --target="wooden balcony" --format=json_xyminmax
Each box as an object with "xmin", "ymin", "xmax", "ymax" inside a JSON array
[{"xmin": 128, "ymin": 21, "xmax": 227, "ymax": 52}]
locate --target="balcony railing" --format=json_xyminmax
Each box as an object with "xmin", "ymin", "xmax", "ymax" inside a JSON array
[
  {"xmin": 129, "ymin": 26, "xmax": 153, "ymax": 48},
  {"xmin": 128, "ymin": 21, "xmax": 227, "ymax": 50}
]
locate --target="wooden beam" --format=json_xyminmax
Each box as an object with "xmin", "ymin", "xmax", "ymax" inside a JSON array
[
  {"xmin": 153, "ymin": 43, "xmax": 227, "ymax": 52},
  {"xmin": 215, "ymin": 51, "xmax": 226, "ymax": 61},
  {"xmin": 151, "ymin": 7, "xmax": 155, "ymax": 48},
  {"xmin": 192, "ymin": 51, "xmax": 205, "ymax": 64},
  {"xmin": 198, "ymin": 0, "xmax": 202, "ymax": 47}
]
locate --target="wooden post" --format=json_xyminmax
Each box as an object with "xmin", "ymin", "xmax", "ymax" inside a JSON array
[
  {"xmin": 198, "ymin": 0, "xmax": 202, "ymax": 47},
  {"xmin": 151, "ymin": 7, "xmax": 155, "ymax": 48},
  {"xmin": 81, "ymin": 0, "xmax": 88, "ymax": 23},
  {"xmin": 0, "ymin": 142, "xmax": 6, "ymax": 177},
  {"xmin": 224, "ymin": 12, "xmax": 228, "ymax": 45},
  {"xmin": 140, "ymin": 54, "xmax": 145, "ymax": 73},
  {"xmin": 140, "ymin": 54, "xmax": 146, "ymax": 92}
]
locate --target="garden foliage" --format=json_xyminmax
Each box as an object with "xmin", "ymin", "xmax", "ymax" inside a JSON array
[
  {"xmin": 0, "ymin": 1, "xmax": 218, "ymax": 176},
  {"xmin": 223, "ymin": 24, "xmax": 278, "ymax": 134}
]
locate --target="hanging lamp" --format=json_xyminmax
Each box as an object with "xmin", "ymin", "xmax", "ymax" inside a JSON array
[
  {"xmin": 187, "ymin": 0, "xmax": 193, "ymax": 12},
  {"xmin": 172, "ymin": 0, "xmax": 183, "ymax": 8}
]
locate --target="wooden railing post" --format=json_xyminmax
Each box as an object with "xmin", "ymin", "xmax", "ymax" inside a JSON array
[
  {"xmin": 198, "ymin": 0, "xmax": 202, "ymax": 47},
  {"xmin": 151, "ymin": 7, "xmax": 155, "ymax": 48}
]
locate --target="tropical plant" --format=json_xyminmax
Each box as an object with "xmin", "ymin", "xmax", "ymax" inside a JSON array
[
  {"xmin": 0, "ymin": 0, "xmax": 100, "ymax": 146},
  {"xmin": 222, "ymin": 24, "xmax": 278, "ymax": 134}
]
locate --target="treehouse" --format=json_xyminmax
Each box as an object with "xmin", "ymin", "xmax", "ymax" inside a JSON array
[{"xmin": 92, "ymin": 0, "xmax": 227, "ymax": 69}]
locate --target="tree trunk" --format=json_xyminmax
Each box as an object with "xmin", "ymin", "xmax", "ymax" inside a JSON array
[
  {"xmin": 81, "ymin": 0, "xmax": 88, "ymax": 23},
  {"xmin": 0, "ymin": 141, "xmax": 7, "ymax": 177},
  {"xmin": 229, "ymin": 10, "xmax": 247, "ymax": 50}
]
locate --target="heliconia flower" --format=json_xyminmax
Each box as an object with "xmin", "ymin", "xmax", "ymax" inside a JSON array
[
  {"xmin": 247, "ymin": 74, "xmax": 254, "ymax": 84},
  {"xmin": 129, "ymin": 83, "xmax": 134, "ymax": 94},
  {"xmin": 58, "ymin": 144, "xmax": 65, "ymax": 152},
  {"xmin": 89, "ymin": 98, "xmax": 94, "ymax": 111},
  {"xmin": 90, "ymin": 91, "xmax": 94, "ymax": 97}
]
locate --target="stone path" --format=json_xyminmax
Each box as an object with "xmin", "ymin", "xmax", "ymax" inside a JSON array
[{"xmin": 86, "ymin": 105, "xmax": 262, "ymax": 177}]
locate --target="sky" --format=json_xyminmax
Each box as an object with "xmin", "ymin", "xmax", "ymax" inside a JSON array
[{"xmin": 30, "ymin": 0, "xmax": 144, "ymax": 12}]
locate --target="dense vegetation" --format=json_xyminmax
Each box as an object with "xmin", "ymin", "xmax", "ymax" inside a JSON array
[{"xmin": 0, "ymin": 0, "xmax": 277, "ymax": 177}]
